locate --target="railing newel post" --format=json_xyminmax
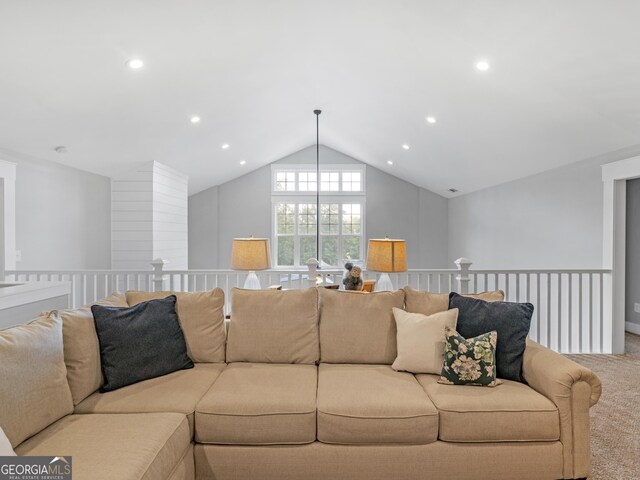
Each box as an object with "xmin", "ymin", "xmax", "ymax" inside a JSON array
[
  {"xmin": 151, "ymin": 258, "xmax": 168, "ymax": 292},
  {"xmin": 455, "ymin": 257, "xmax": 473, "ymax": 294},
  {"xmin": 306, "ymin": 258, "xmax": 320, "ymax": 288}
]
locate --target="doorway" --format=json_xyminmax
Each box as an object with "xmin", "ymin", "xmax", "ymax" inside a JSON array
[
  {"xmin": 625, "ymin": 179, "xmax": 640, "ymax": 336},
  {"xmin": 602, "ymin": 155, "xmax": 640, "ymax": 353}
]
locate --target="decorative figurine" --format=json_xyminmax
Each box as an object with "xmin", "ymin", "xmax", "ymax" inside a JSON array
[{"xmin": 342, "ymin": 262, "xmax": 364, "ymax": 291}]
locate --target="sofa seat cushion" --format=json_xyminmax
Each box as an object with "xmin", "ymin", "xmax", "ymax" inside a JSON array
[
  {"xmin": 15, "ymin": 413, "xmax": 190, "ymax": 480},
  {"xmin": 416, "ymin": 374, "xmax": 560, "ymax": 442},
  {"xmin": 74, "ymin": 363, "xmax": 225, "ymax": 436},
  {"xmin": 195, "ymin": 363, "xmax": 317, "ymax": 445},
  {"xmin": 317, "ymin": 364, "xmax": 438, "ymax": 445}
]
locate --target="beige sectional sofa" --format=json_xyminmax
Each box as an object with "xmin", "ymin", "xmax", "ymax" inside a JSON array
[{"xmin": 0, "ymin": 287, "xmax": 602, "ymax": 480}]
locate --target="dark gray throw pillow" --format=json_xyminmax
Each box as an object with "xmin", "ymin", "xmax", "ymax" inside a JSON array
[
  {"xmin": 448, "ymin": 292, "xmax": 533, "ymax": 383},
  {"xmin": 91, "ymin": 295, "xmax": 194, "ymax": 392}
]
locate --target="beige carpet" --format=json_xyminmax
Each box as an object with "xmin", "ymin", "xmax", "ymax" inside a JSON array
[{"xmin": 568, "ymin": 333, "xmax": 640, "ymax": 479}]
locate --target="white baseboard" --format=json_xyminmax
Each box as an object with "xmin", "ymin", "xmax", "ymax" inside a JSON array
[{"xmin": 625, "ymin": 321, "xmax": 640, "ymax": 335}]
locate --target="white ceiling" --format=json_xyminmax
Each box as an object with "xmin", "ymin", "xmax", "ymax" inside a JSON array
[{"xmin": 1, "ymin": 0, "xmax": 640, "ymax": 196}]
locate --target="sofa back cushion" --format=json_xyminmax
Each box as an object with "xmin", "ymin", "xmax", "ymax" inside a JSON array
[
  {"xmin": 403, "ymin": 287, "xmax": 505, "ymax": 316},
  {"xmin": 54, "ymin": 292, "xmax": 129, "ymax": 405},
  {"xmin": 126, "ymin": 289, "xmax": 226, "ymax": 363},
  {"xmin": 0, "ymin": 314, "xmax": 74, "ymax": 448},
  {"xmin": 226, "ymin": 288, "xmax": 319, "ymax": 364},
  {"xmin": 319, "ymin": 289, "xmax": 405, "ymax": 364}
]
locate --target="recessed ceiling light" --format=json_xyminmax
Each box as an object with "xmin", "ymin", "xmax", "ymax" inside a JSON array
[
  {"xmin": 127, "ymin": 58, "xmax": 144, "ymax": 69},
  {"xmin": 190, "ymin": 116, "xmax": 201, "ymax": 124},
  {"xmin": 54, "ymin": 146, "xmax": 67, "ymax": 154},
  {"xmin": 240, "ymin": 160, "xmax": 246, "ymax": 166},
  {"xmin": 475, "ymin": 60, "xmax": 490, "ymax": 71},
  {"xmin": 448, "ymin": 188, "xmax": 459, "ymax": 193},
  {"xmin": 402, "ymin": 144, "xmax": 410, "ymax": 150},
  {"xmin": 387, "ymin": 160, "xmax": 394, "ymax": 165},
  {"xmin": 221, "ymin": 143, "xmax": 230, "ymax": 150},
  {"xmin": 426, "ymin": 116, "xmax": 437, "ymax": 124}
]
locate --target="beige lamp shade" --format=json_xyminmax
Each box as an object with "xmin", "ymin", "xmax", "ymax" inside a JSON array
[
  {"xmin": 366, "ymin": 238, "xmax": 407, "ymax": 273},
  {"xmin": 231, "ymin": 238, "xmax": 271, "ymax": 271}
]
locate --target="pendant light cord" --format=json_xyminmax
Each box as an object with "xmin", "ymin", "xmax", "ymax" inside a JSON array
[{"xmin": 314, "ymin": 109, "xmax": 322, "ymax": 266}]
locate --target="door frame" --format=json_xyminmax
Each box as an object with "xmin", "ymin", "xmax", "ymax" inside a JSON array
[
  {"xmin": 0, "ymin": 159, "xmax": 16, "ymax": 280},
  {"xmin": 602, "ymin": 155, "xmax": 640, "ymax": 352}
]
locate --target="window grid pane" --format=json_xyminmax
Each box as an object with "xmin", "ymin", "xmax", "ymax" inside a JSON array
[
  {"xmin": 343, "ymin": 235, "xmax": 361, "ymax": 261},
  {"xmin": 277, "ymin": 236, "xmax": 294, "ymax": 266},
  {"xmin": 298, "ymin": 203, "xmax": 317, "ymax": 235},
  {"xmin": 276, "ymin": 203, "xmax": 296, "ymax": 234},
  {"xmin": 299, "ymin": 236, "xmax": 316, "ymax": 265},
  {"xmin": 321, "ymin": 236, "xmax": 339, "ymax": 266},
  {"xmin": 298, "ymin": 172, "xmax": 317, "ymax": 192},
  {"xmin": 275, "ymin": 172, "xmax": 296, "ymax": 191},
  {"xmin": 342, "ymin": 172, "xmax": 362, "ymax": 192},
  {"xmin": 320, "ymin": 203, "xmax": 339, "ymax": 234},
  {"xmin": 342, "ymin": 203, "xmax": 361, "ymax": 235},
  {"xmin": 321, "ymin": 172, "xmax": 339, "ymax": 192}
]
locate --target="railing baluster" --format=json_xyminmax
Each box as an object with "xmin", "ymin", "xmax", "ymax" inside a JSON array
[
  {"xmin": 82, "ymin": 274, "xmax": 87, "ymax": 307},
  {"xmin": 589, "ymin": 273, "xmax": 595, "ymax": 352},
  {"xmin": 557, "ymin": 273, "xmax": 563, "ymax": 352},
  {"xmin": 568, "ymin": 273, "xmax": 573, "ymax": 353},
  {"xmin": 578, "ymin": 273, "xmax": 583, "ymax": 353},
  {"xmin": 599, "ymin": 273, "xmax": 604, "ymax": 353},
  {"xmin": 535, "ymin": 273, "xmax": 541, "ymax": 343},
  {"xmin": 547, "ymin": 273, "xmax": 552, "ymax": 349}
]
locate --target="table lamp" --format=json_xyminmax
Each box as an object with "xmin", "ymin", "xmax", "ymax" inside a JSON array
[
  {"xmin": 231, "ymin": 237, "xmax": 271, "ymax": 289},
  {"xmin": 366, "ymin": 238, "xmax": 407, "ymax": 291}
]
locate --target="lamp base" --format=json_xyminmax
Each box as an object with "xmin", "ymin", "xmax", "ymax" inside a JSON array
[
  {"xmin": 243, "ymin": 271, "xmax": 261, "ymax": 289},
  {"xmin": 375, "ymin": 273, "xmax": 394, "ymax": 292}
]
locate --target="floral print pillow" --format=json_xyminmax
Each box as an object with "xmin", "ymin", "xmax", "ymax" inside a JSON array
[{"xmin": 438, "ymin": 326, "xmax": 502, "ymax": 387}]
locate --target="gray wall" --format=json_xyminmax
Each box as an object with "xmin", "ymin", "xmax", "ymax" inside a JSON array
[
  {"xmin": 189, "ymin": 145, "xmax": 449, "ymax": 269},
  {"xmin": 626, "ymin": 178, "xmax": 640, "ymax": 327},
  {"xmin": 188, "ymin": 185, "xmax": 219, "ymax": 269},
  {"xmin": 447, "ymin": 145, "xmax": 640, "ymax": 270},
  {"xmin": 5, "ymin": 151, "xmax": 111, "ymax": 270}
]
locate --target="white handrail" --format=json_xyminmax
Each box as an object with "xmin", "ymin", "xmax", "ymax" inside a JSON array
[{"xmin": 5, "ymin": 259, "xmax": 613, "ymax": 354}]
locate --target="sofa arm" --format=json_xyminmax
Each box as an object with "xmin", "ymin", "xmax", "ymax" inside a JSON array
[{"xmin": 522, "ymin": 339, "xmax": 602, "ymax": 479}]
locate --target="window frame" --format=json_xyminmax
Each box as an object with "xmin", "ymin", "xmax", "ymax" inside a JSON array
[
  {"xmin": 271, "ymin": 164, "xmax": 366, "ymax": 196},
  {"xmin": 271, "ymin": 164, "xmax": 366, "ymax": 268}
]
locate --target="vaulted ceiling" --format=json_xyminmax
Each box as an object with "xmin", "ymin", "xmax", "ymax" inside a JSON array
[{"xmin": 1, "ymin": 1, "xmax": 639, "ymax": 196}]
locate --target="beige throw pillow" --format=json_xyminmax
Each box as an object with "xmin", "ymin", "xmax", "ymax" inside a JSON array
[
  {"xmin": 0, "ymin": 427, "xmax": 16, "ymax": 456},
  {"xmin": 391, "ymin": 307, "xmax": 459, "ymax": 374}
]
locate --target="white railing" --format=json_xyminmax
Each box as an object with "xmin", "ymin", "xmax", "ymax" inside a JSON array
[{"xmin": 5, "ymin": 258, "xmax": 613, "ymax": 354}]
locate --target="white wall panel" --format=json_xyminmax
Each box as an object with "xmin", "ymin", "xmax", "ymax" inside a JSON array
[{"xmin": 111, "ymin": 161, "xmax": 188, "ymax": 270}]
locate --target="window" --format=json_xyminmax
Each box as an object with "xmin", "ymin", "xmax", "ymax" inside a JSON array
[{"xmin": 272, "ymin": 165, "xmax": 365, "ymax": 267}]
